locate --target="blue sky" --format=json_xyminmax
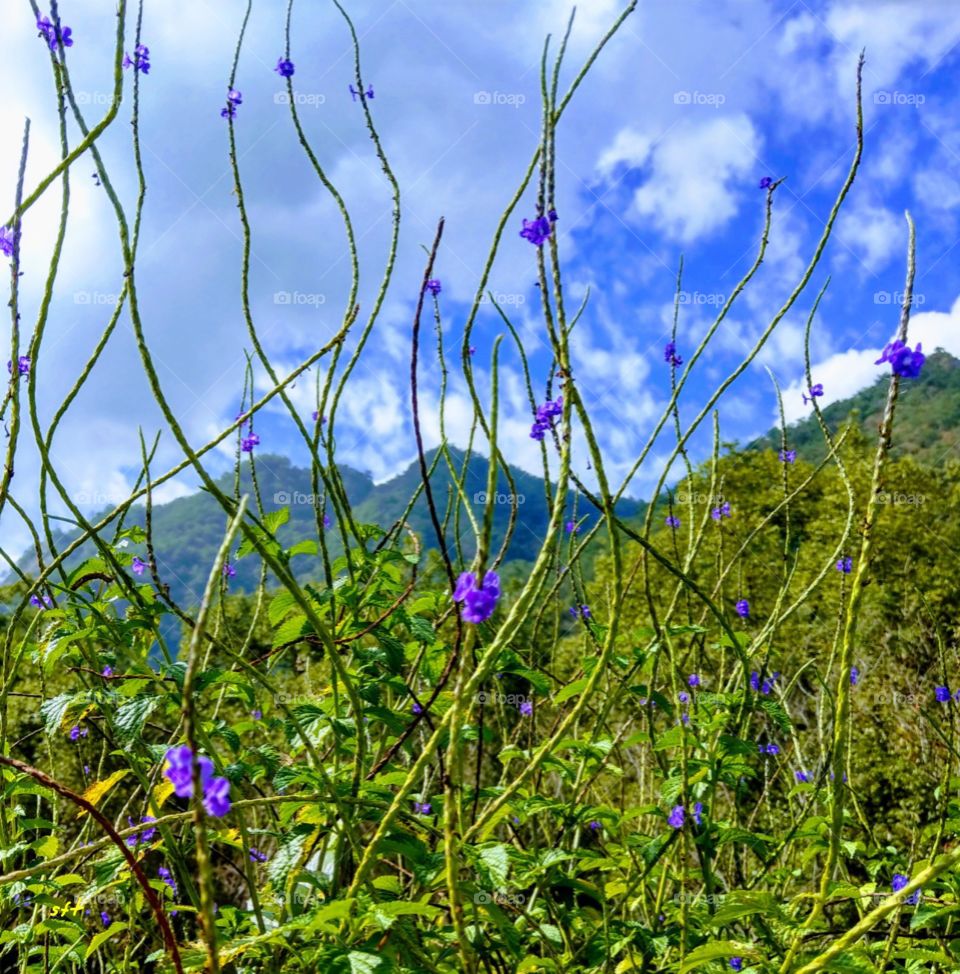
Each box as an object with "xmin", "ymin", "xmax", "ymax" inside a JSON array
[{"xmin": 2, "ymin": 0, "xmax": 960, "ymax": 559}]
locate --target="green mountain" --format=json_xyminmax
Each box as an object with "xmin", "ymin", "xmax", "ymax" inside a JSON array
[
  {"xmin": 22, "ymin": 447, "xmax": 643, "ymax": 606},
  {"xmin": 750, "ymin": 348, "xmax": 960, "ymax": 462}
]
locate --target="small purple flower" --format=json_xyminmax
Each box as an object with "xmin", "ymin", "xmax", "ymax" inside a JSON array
[
  {"xmin": 875, "ymin": 340, "xmax": 925, "ymax": 379},
  {"xmin": 468, "ymin": 346, "xmax": 476, "ymax": 356},
  {"xmin": 678, "ymin": 691, "xmax": 690, "ymax": 704},
  {"xmin": 711, "ymin": 502, "xmax": 731, "ymax": 521},
  {"xmin": 692, "ymin": 802, "xmax": 703, "ymax": 825},
  {"xmin": 7, "ymin": 356, "xmax": 30, "ymax": 376},
  {"xmin": 425, "ymin": 279, "xmax": 441, "ymax": 296},
  {"xmin": 158, "ymin": 865, "xmax": 178, "ymax": 895},
  {"xmin": 163, "ymin": 745, "xmax": 231, "ymax": 817},
  {"xmin": 735, "ymin": 598, "xmax": 750, "ymax": 619},
  {"xmin": 688, "ymin": 674, "xmax": 700, "ymax": 687},
  {"xmin": 588, "ymin": 820, "xmax": 600, "ymax": 831},
  {"xmin": 730, "ymin": 959, "xmax": 744, "ymax": 972},
  {"xmin": 795, "ymin": 770, "xmax": 813, "ymax": 783},
  {"xmin": 221, "ymin": 89, "xmax": 242, "ymax": 119},
  {"xmin": 102, "ymin": 665, "xmax": 113, "ymax": 677},
  {"xmin": 779, "ymin": 449, "xmax": 796, "ymax": 463},
  {"xmin": 125, "ymin": 815, "xmax": 157, "ymax": 847},
  {"xmin": 892, "ymin": 873, "xmax": 920, "ymax": 905},
  {"xmin": 412, "ymin": 701, "xmax": 423, "ymax": 715},
  {"xmin": 836, "ymin": 556, "xmax": 853, "ymax": 574},
  {"xmin": 453, "ymin": 570, "xmax": 501, "ymax": 624},
  {"xmin": 249, "ymin": 847, "xmax": 269, "ymax": 863},
  {"xmin": 518, "ymin": 700, "xmax": 533, "ymax": 717},
  {"xmin": 69, "ymin": 725, "xmax": 82, "ymax": 741},
  {"xmin": 802, "ymin": 383, "xmax": 824, "ymax": 405},
  {"xmin": 241, "ymin": 432, "xmax": 260, "ymax": 453},
  {"xmin": 530, "ymin": 395, "xmax": 563, "ymax": 440},
  {"xmin": 548, "ymin": 209, "xmax": 558, "ymax": 222},
  {"xmin": 569, "ymin": 604, "xmax": 591, "ymax": 620},
  {"xmin": 203, "ymin": 776, "xmax": 231, "ymax": 817},
  {"xmin": 565, "ymin": 519, "xmax": 578, "ymax": 534},
  {"xmin": 275, "ymin": 57, "xmax": 295, "ymax": 78},
  {"xmin": 664, "ymin": 341, "xmax": 683, "ymax": 367},
  {"xmin": 348, "ymin": 84, "xmax": 374, "ymax": 101},
  {"xmin": 322, "ymin": 513, "xmax": 332, "ymax": 529},
  {"xmin": 30, "ymin": 593, "xmax": 53, "ymax": 609},
  {"xmin": 667, "ymin": 805, "xmax": 684, "ymax": 828},
  {"xmin": 37, "ymin": 15, "xmax": 73, "ymax": 52},
  {"xmin": 131, "ymin": 556, "xmax": 147, "ymax": 576},
  {"xmin": 850, "ymin": 666, "xmax": 860, "ymax": 687},
  {"xmin": 251, "ymin": 709, "xmax": 262, "ymax": 720},
  {"xmin": 665, "ymin": 514, "xmax": 681, "ymax": 528},
  {"xmin": 520, "ymin": 215, "xmax": 552, "ymax": 247},
  {"xmin": 413, "ymin": 801, "xmax": 431, "ymax": 815},
  {"xmin": 123, "ymin": 44, "xmax": 150, "ymax": 73},
  {"xmin": 100, "ymin": 911, "xmax": 110, "ymax": 927},
  {"xmin": 0, "ymin": 226, "xmax": 15, "ymax": 258},
  {"xmin": 759, "ymin": 176, "xmax": 773, "ymax": 189},
  {"xmin": 223, "ymin": 563, "xmax": 236, "ymax": 579},
  {"xmin": 936, "ymin": 686, "xmax": 951, "ymax": 703}
]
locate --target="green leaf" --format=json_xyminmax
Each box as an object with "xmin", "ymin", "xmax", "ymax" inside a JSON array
[
  {"xmin": 347, "ymin": 951, "xmax": 383, "ymax": 974},
  {"xmin": 85, "ymin": 922, "xmax": 126, "ymax": 959},
  {"xmin": 114, "ymin": 696, "xmax": 157, "ymax": 742},
  {"xmin": 680, "ymin": 941, "xmax": 754, "ymax": 972}
]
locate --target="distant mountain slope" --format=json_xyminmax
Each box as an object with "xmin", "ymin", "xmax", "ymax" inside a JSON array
[
  {"xmin": 21, "ymin": 448, "xmax": 644, "ymax": 605},
  {"xmin": 750, "ymin": 349, "xmax": 960, "ymax": 463}
]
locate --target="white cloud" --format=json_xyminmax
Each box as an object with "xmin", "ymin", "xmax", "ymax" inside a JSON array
[{"xmin": 836, "ymin": 202, "xmax": 904, "ymax": 273}]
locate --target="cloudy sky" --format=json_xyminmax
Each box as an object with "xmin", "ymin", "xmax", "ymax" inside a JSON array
[{"xmin": 2, "ymin": 0, "xmax": 959, "ymax": 559}]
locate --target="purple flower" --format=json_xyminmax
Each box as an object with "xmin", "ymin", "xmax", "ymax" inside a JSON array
[
  {"xmin": 711, "ymin": 502, "xmax": 731, "ymax": 521},
  {"xmin": 223, "ymin": 563, "xmax": 236, "ymax": 579},
  {"xmin": 425, "ymin": 279, "xmax": 441, "ymax": 296},
  {"xmin": 836, "ymin": 556, "xmax": 853, "ymax": 574},
  {"xmin": 678, "ymin": 691, "xmax": 690, "ymax": 704},
  {"xmin": 519, "ymin": 700, "xmax": 533, "ymax": 717},
  {"xmin": 411, "ymin": 701, "xmax": 423, "ymax": 715},
  {"xmin": 735, "ymin": 598, "xmax": 750, "ymax": 619},
  {"xmin": 102, "ymin": 665, "xmax": 113, "ymax": 677},
  {"xmin": 125, "ymin": 815, "xmax": 157, "ymax": 847},
  {"xmin": 413, "ymin": 801, "xmax": 431, "ymax": 815},
  {"xmin": 667, "ymin": 805, "xmax": 684, "ymax": 828},
  {"xmin": 665, "ymin": 514, "xmax": 681, "ymax": 529},
  {"xmin": 688, "ymin": 674, "xmax": 700, "ymax": 687},
  {"xmin": 520, "ymin": 215, "xmax": 552, "ymax": 247},
  {"xmin": 251, "ymin": 709, "xmax": 262, "ymax": 720},
  {"xmin": 123, "ymin": 44, "xmax": 150, "ymax": 73},
  {"xmin": 850, "ymin": 666, "xmax": 860, "ymax": 687},
  {"xmin": 588, "ymin": 820, "xmax": 600, "ymax": 831},
  {"xmin": 875, "ymin": 340, "xmax": 925, "ymax": 379},
  {"xmin": 759, "ymin": 176, "xmax": 773, "ymax": 189},
  {"xmin": 30, "ymin": 593, "xmax": 52, "ymax": 609},
  {"xmin": 664, "ymin": 341, "xmax": 683, "ymax": 367},
  {"xmin": 565, "ymin": 519, "xmax": 578, "ymax": 534},
  {"xmin": 163, "ymin": 746, "xmax": 231, "ymax": 817},
  {"xmin": 249, "ymin": 847, "xmax": 268, "ymax": 863},
  {"xmin": 221, "ymin": 89, "xmax": 242, "ymax": 119},
  {"xmin": 349, "ymin": 84, "xmax": 374, "ymax": 100},
  {"xmin": 0, "ymin": 226, "xmax": 15, "ymax": 257},
  {"xmin": 69, "ymin": 725, "xmax": 83, "ymax": 741},
  {"xmin": 692, "ymin": 802, "xmax": 703, "ymax": 825},
  {"xmin": 468, "ymin": 346, "xmax": 476, "ymax": 356},
  {"xmin": 131, "ymin": 556, "xmax": 147, "ymax": 576},
  {"xmin": 100, "ymin": 911, "xmax": 110, "ymax": 927},
  {"xmin": 7, "ymin": 356, "xmax": 30, "ymax": 376},
  {"xmin": 936, "ymin": 686, "xmax": 951, "ymax": 703},
  {"xmin": 730, "ymin": 960, "xmax": 744, "ymax": 972},
  {"xmin": 241, "ymin": 432, "xmax": 260, "ymax": 453},
  {"xmin": 452, "ymin": 570, "xmax": 501, "ymax": 624},
  {"xmin": 37, "ymin": 15, "xmax": 73, "ymax": 52},
  {"xmin": 530, "ymin": 395, "xmax": 563, "ymax": 440},
  {"xmin": 795, "ymin": 770, "xmax": 813, "ymax": 783},
  {"xmin": 322, "ymin": 513, "xmax": 332, "ymax": 529},
  {"xmin": 779, "ymin": 449, "xmax": 796, "ymax": 463},
  {"xmin": 569, "ymin": 604, "xmax": 591, "ymax": 621},
  {"xmin": 548, "ymin": 209, "xmax": 558, "ymax": 222},
  {"xmin": 892, "ymin": 873, "xmax": 920, "ymax": 905},
  {"xmin": 158, "ymin": 865, "xmax": 178, "ymax": 894},
  {"xmin": 275, "ymin": 57, "xmax": 295, "ymax": 78},
  {"xmin": 802, "ymin": 383, "xmax": 824, "ymax": 405}
]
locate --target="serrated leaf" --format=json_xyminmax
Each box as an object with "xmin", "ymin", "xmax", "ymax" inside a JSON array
[{"xmin": 114, "ymin": 697, "xmax": 157, "ymax": 742}]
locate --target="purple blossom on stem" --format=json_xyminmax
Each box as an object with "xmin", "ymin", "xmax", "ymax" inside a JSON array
[
  {"xmin": 850, "ymin": 666, "xmax": 860, "ymax": 687},
  {"xmin": 795, "ymin": 770, "xmax": 813, "ymax": 783},
  {"xmin": 100, "ymin": 911, "xmax": 110, "ymax": 926},
  {"xmin": 802, "ymin": 383, "xmax": 824, "ymax": 405},
  {"xmin": 520, "ymin": 215, "xmax": 552, "ymax": 247},
  {"xmin": 735, "ymin": 598, "xmax": 750, "ymax": 619},
  {"xmin": 836, "ymin": 556, "xmax": 853, "ymax": 574},
  {"xmin": 779, "ymin": 448, "xmax": 796, "ymax": 463},
  {"xmin": 7, "ymin": 356, "xmax": 30, "ymax": 376},
  {"xmin": 158, "ymin": 865, "xmax": 178, "ymax": 894},
  {"xmin": 241, "ymin": 432, "xmax": 260, "ymax": 453},
  {"xmin": 936, "ymin": 686, "xmax": 951, "ymax": 703},
  {"xmin": 412, "ymin": 801, "xmax": 431, "ymax": 815},
  {"xmin": 875, "ymin": 339, "xmax": 925, "ymax": 379},
  {"xmin": 123, "ymin": 44, "xmax": 150, "ymax": 73},
  {"xmin": 163, "ymin": 745, "xmax": 231, "ymax": 817},
  {"xmin": 665, "ymin": 514, "xmax": 681, "ymax": 528},
  {"xmin": 759, "ymin": 176, "xmax": 773, "ymax": 189},
  {"xmin": 425, "ymin": 279, "xmax": 441, "ymax": 296},
  {"xmin": 892, "ymin": 873, "xmax": 920, "ymax": 905},
  {"xmin": 275, "ymin": 57, "xmax": 295, "ymax": 78},
  {"xmin": 30, "ymin": 593, "xmax": 52, "ymax": 609},
  {"xmin": 530, "ymin": 395, "xmax": 562, "ymax": 440},
  {"xmin": 711, "ymin": 502, "xmax": 731, "ymax": 521},
  {"xmin": 37, "ymin": 15, "xmax": 73, "ymax": 52},
  {"xmin": 518, "ymin": 700, "xmax": 533, "ymax": 717},
  {"xmin": 452, "ymin": 570, "xmax": 501, "ymax": 624},
  {"xmin": 667, "ymin": 805, "xmax": 684, "ymax": 828},
  {"xmin": 565, "ymin": 519, "xmax": 578, "ymax": 534},
  {"xmin": 664, "ymin": 341, "xmax": 683, "ymax": 367},
  {"xmin": 688, "ymin": 674, "xmax": 700, "ymax": 687},
  {"xmin": 131, "ymin": 556, "xmax": 147, "ymax": 576},
  {"xmin": 730, "ymin": 959, "xmax": 744, "ymax": 972},
  {"xmin": 411, "ymin": 701, "xmax": 423, "ymax": 715},
  {"xmin": 221, "ymin": 89, "xmax": 242, "ymax": 119},
  {"xmin": 249, "ymin": 847, "xmax": 268, "ymax": 863},
  {"xmin": 0, "ymin": 226, "xmax": 15, "ymax": 258},
  {"xmin": 223, "ymin": 563, "xmax": 236, "ymax": 579}
]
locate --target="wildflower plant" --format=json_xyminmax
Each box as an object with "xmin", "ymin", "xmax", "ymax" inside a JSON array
[{"xmin": 0, "ymin": 4, "xmax": 952, "ymax": 974}]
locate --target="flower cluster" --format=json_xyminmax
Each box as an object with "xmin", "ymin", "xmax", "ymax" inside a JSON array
[
  {"xmin": 779, "ymin": 448, "xmax": 796, "ymax": 463},
  {"xmin": 750, "ymin": 671, "xmax": 780, "ymax": 695},
  {"xmin": 711, "ymin": 501, "xmax": 731, "ymax": 521},
  {"xmin": 667, "ymin": 802, "xmax": 703, "ymax": 828},
  {"xmin": 891, "ymin": 873, "xmax": 920, "ymax": 905},
  {"xmin": 275, "ymin": 57, "xmax": 295, "ymax": 78},
  {"xmin": 665, "ymin": 514, "xmax": 681, "ymax": 528},
  {"xmin": 125, "ymin": 815, "xmax": 157, "ymax": 847},
  {"xmin": 241, "ymin": 430, "xmax": 260, "ymax": 453},
  {"xmin": 530, "ymin": 395, "xmax": 562, "ymax": 441},
  {"xmin": 453, "ymin": 570, "xmax": 500, "ymax": 624},
  {"xmin": 123, "ymin": 44, "xmax": 150, "ymax": 74},
  {"xmin": 0, "ymin": 226, "xmax": 14, "ymax": 258},
  {"xmin": 836, "ymin": 556, "xmax": 853, "ymax": 574},
  {"xmin": 163, "ymin": 746, "xmax": 231, "ymax": 817},
  {"xmin": 412, "ymin": 801, "xmax": 431, "ymax": 815},
  {"xmin": 30, "ymin": 593, "xmax": 52, "ymax": 609},
  {"xmin": 758, "ymin": 742, "xmax": 779, "ymax": 756},
  {"xmin": 37, "ymin": 14, "xmax": 73, "ymax": 52},
  {"xmin": 875, "ymin": 339, "xmax": 925, "ymax": 379},
  {"xmin": 519, "ymin": 209, "xmax": 558, "ymax": 247},
  {"xmin": 664, "ymin": 341, "xmax": 683, "ymax": 367},
  {"xmin": 221, "ymin": 89, "xmax": 243, "ymax": 119},
  {"xmin": 569, "ymin": 604, "xmax": 591, "ymax": 620}
]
